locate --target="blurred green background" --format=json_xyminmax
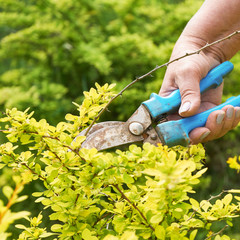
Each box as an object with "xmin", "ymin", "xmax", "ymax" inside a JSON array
[{"xmin": 1, "ymin": 0, "xmax": 240, "ymax": 238}]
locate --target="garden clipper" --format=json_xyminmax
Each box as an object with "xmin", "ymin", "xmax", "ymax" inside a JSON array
[{"xmin": 79, "ymin": 61, "xmax": 240, "ymax": 150}]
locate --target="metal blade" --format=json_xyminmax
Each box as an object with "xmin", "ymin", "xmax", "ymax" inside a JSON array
[
  {"xmin": 78, "ymin": 121, "xmax": 122, "ymax": 137},
  {"xmin": 80, "ymin": 122, "xmax": 144, "ymax": 150}
]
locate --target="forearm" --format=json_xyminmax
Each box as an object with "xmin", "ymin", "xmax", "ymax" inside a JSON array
[{"xmin": 174, "ymin": 0, "xmax": 240, "ymax": 61}]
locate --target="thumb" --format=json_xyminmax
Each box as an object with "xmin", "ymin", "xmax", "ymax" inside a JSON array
[{"xmin": 177, "ymin": 72, "xmax": 201, "ymax": 117}]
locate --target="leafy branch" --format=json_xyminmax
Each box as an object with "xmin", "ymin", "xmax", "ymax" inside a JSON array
[
  {"xmin": 183, "ymin": 189, "xmax": 239, "ymax": 238},
  {"xmin": 84, "ymin": 30, "xmax": 240, "ymax": 136},
  {"xmin": 113, "ymin": 184, "xmax": 155, "ymax": 231},
  {"xmin": 0, "ymin": 182, "xmax": 24, "ymax": 224},
  {"xmin": 184, "ymin": 190, "xmax": 229, "ymax": 224}
]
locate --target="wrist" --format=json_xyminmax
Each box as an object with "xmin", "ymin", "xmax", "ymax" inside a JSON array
[
  {"xmin": 174, "ymin": 30, "xmax": 240, "ymax": 64},
  {"xmin": 170, "ymin": 35, "xmax": 221, "ymax": 66}
]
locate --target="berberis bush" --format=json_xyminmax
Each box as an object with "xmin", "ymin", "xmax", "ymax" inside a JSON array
[{"xmin": 0, "ymin": 84, "xmax": 240, "ymax": 240}]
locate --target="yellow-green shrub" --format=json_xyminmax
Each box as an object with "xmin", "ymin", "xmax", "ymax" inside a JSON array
[{"xmin": 0, "ymin": 84, "xmax": 240, "ymax": 240}]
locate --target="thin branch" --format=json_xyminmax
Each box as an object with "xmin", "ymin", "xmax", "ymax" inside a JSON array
[
  {"xmin": 113, "ymin": 184, "xmax": 155, "ymax": 231},
  {"xmin": 204, "ymin": 225, "xmax": 229, "ymax": 240},
  {"xmin": 0, "ymin": 182, "xmax": 24, "ymax": 224},
  {"xmin": 94, "ymin": 212, "xmax": 114, "ymax": 229},
  {"xmin": 1, "ymin": 128, "xmax": 84, "ymax": 161},
  {"xmin": 99, "ymin": 191, "xmax": 117, "ymax": 203},
  {"xmin": 84, "ymin": 30, "xmax": 240, "ymax": 136},
  {"xmin": 184, "ymin": 190, "xmax": 228, "ymax": 224},
  {"xmin": 184, "ymin": 187, "xmax": 240, "ymax": 226}
]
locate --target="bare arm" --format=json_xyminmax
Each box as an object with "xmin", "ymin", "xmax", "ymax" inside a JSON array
[
  {"xmin": 160, "ymin": 0, "xmax": 240, "ymax": 143},
  {"xmin": 180, "ymin": 0, "xmax": 240, "ymax": 61}
]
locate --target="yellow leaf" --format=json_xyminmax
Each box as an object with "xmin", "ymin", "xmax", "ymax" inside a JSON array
[{"xmin": 155, "ymin": 225, "xmax": 165, "ymax": 240}]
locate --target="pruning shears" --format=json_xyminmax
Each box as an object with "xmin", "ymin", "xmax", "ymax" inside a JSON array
[{"xmin": 79, "ymin": 61, "xmax": 240, "ymax": 150}]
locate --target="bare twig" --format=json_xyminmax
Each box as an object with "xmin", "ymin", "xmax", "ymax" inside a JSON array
[
  {"xmin": 84, "ymin": 30, "xmax": 240, "ymax": 136},
  {"xmin": 204, "ymin": 225, "xmax": 229, "ymax": 240},
  {"xmin": 99, "ymin": 191, "xmax": 117, "ymax": 203},
  {"xmin": 184, "ymin": 190, "xmax": 228, "ymax": 223}
]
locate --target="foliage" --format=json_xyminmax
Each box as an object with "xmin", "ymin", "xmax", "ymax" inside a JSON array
[
  {"xmin": 0, "ymin": 0, "xmax": 204, "ymax": 123},
  {"xmin": 0, "ymin": 84, "xmax": 240, "ymax": 239},
  {"xmin": 1, "ymin": 0, "xmax": 240, "ymax": 238},
  {"xmin": 1, "ymin": 0, "xmax": 240, "ymax": 175},
  {"xmin": 227, "ymin": 156, "xmax": 240, "ymax": 173},
  {"xmin": 0, "ymin": 174, "xmax": 30, "ymax": 240}
]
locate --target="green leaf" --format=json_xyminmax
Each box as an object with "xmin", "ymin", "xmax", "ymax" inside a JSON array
[
  {"xmin": 120, "ymin": 231, "xmax": 138, "ymax": 240},
  {"xmin": 190, "ymin": 198, "xmax": 200, "ymax": 210},
  {"xmin": 113, "ymin": 216, "xmax": 127, "ymax": 233},
  {"xmin": 51, "ymin": 224, "xmax": 62, "ymax": 232},
  {"xmin": 15, "ymin": 224, "xmax": 27, "ymax": 230},
  {"xmin": 220, "ymin": 235, "xmax": 231, "ymax": 240},
  {"xmin": 200, "ymin": 200, "xmax": 212, "ymax": 212},
  {"xmin": 2, "ymin": 186, "xmax": 13, "ymax": 200},
  {"xmin": 150, "ymin": 213, "xmax": 164, "ymax": 224},
  {"xmin": 34, "ymin": 163, "xmax": 41, "ymax": 175},
  {"xmin": 0, "ymin": 163, "xmax": 6, "ymax": 169},
  {"xmin": 123, "ymin": 172, "xmax": 134, "ymax": 184},
  {"xmin": 103, "ymin": 235, "xmax": 119, "ymax": 240},
  {"xmin": 39, "ymin": 232, "xmax": 57, "ymax": 238},
  {"xmin": 32, "ymin": 191, "xmax": 44, "ymax": 197},
  {"xmin": 228, "ymin": 189, "xmax": 240, "ymax": 193},
  {"xmin": 82, "ymin": 229, "xmax": 98, "ymax": 240},
  {"xmin": 189, "ymin": 229, "xmax": 198, "ymax": 240},
  {"xmin": 20, "ymin": 134, "xmax": 32, "ymax": 144},
  {"xmin": 155, "ymin": 225, "xmax": 165, "ymax": 239},
  {"xmin": 82, "ymin": 229, "xmax": 92, "ymax": 239},
  {"xmin": 15, "ymin": 195, "xmax": 28, "ymax": 203},
  {"xmin": 226, "ymin": 220, "xmax": 233, "ymax": 227},
  {"xmin": 223, "ymin": 194, "xmax": 232, "ymax": 206}
]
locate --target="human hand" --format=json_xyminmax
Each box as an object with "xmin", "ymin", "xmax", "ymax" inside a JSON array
[
  {"xmin": 159, "ymin": 45, "xmax": 240, "ymax": 144},
  {"xmin": 159, "ymin": 0, "xmax": 240, "ymax": 144}
]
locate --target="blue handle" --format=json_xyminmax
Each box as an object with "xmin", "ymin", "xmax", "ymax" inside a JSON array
[
  {"xmin": 156, "ymin": 95, "xmax": 240, "ymax": 147},
  {"xmin": 143, "ymin": 61, "xmax": 234, "ymax": 120}
]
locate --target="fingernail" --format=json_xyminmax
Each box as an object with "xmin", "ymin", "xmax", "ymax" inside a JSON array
[
  {"xmin": 179, "ymin": 101, "xmax": 191, "ymax": 114},
  {"xmin": 200, "ymin": 131, "xmax": 211, "ymax": 141},
  {"xmin": 216, "ymin": 113, "xmax": 225, "ymax": 124},
  {"xmin": 226, "ymin": 108, "xmax": 234, "ymax": 119},
  {"xmin": 236, "ymin": 109, "xmax": 240, "ymax": 118}
]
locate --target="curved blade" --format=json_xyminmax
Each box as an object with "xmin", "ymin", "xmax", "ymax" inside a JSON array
[
  {"xmin": 80, "ymin": 122, "xmax": 144, "ymax": 150},
  {"xmin": 79, "ymin": 121, "xmax": 122, "ymax": 137}
]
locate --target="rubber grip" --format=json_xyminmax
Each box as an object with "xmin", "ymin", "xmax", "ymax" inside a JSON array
[
  {"xmin": 156, "ymin": 95, "xmax": 240, "ymax": 147},
  {"xmin": 143, "ymin": 61, "xmax": 234, "ymax": 120}
]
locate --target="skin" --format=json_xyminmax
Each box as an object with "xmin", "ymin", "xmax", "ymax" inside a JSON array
[{"xmin": 159, "ymin": 0, "xmax": 240, "ymax": 144}]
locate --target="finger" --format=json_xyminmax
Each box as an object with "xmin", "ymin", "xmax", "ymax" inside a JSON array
[
  {"xmin": 159, "ymin": 61, "xmax": 204, "ymax": 114},
  {"xmin": 189, "ymin": 107, "xmax": 240, "ymax": 144},
  {"xmin": 216, "ymin": 105, "xmax": 240, "ymax": 138},
  {"xmin": 205, "ymin": 110, "xmax": 226, "ymax": 138},
  {"xmin": 189, "ymin": 110, "xmax": 224, "ymax": 143},
  {"xmin": 232, "ymin": 107, "xmax": 240, "ymax": 128},
  {"xmin": 176, "ymin": 65, "xmax": 202, "ymax": 117},
  {"xmin": 221, "ymin": 105, "xmax": 235, "ymax": 135},
  {"xmin": 189, "ymin": 127, "xmax": 211, "ymax": 144}
]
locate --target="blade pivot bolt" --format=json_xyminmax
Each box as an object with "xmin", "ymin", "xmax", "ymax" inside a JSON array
[
  {"xmin": 129, "ymin": 122, "xmax": 144, "ymax": 136},
  {"xmin": 150, "ymin": 133, "xmax": 158, "ymax": 140}
]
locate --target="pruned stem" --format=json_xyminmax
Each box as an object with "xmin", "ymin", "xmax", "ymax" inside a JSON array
[{"xmin": 84, "ymin": 30, "xmax": 240, "ymax": 136}]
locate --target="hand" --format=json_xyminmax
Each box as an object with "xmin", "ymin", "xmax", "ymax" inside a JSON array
[
  {"xmin": 189, "ymin": 104, "xmax": 240, "ymax": 144},
  {"xmin": 158, "ymin": 0, "xmax": 240, "ymax": 144},
  {"xmin": 159, "ymin": 45, "xmax": 240, "ymax": 144}
]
